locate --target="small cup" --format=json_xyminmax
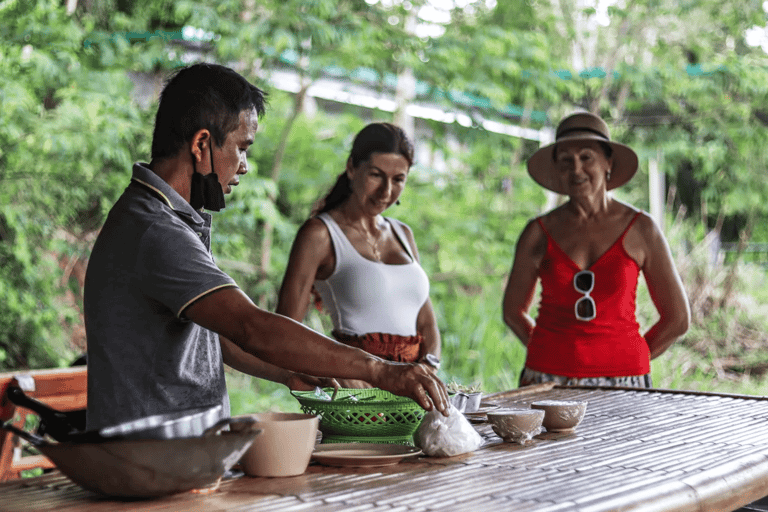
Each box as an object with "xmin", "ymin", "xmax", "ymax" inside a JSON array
[
  {"xmin": 464, "ymin": 392, "xmax": 482, "ymax": 413},
  {"xmin": 232, "ymin": 412, "xmax": 319, "ymax": 477},
  {"xmin": 487, "ymin": 408, "xmax": 544, "ymax": 444},
  {"xmin": 531, "ymin": 400, "xmax": 587, "ymax": 433}
]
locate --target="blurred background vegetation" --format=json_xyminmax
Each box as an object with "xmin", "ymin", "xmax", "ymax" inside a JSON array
[{"xmin": 3, "ymin": 0, "xmax": 768, "ymax": 414}]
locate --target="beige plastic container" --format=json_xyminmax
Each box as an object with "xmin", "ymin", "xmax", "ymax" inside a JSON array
[{"xmin": 233, "ymin": 412, "xmax": 319, "ymax": 477}]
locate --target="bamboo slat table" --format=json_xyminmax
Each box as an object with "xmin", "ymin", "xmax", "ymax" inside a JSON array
[{"xmin": 3, "ymin": 383, "xmax": 768, "ymax": 512}]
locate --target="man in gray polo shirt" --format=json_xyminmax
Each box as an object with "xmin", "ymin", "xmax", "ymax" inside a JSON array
[{"xmin": 84, "ymin": 63, "xmax": 448, "ymax": 431}]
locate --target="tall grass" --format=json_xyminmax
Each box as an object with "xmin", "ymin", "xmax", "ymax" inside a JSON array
[{"xmin": 432, "ymin": 285, "xmax": 525, "ymax": 394}]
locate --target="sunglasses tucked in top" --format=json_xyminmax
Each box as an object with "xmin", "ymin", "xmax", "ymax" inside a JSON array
[{"xmin": 574, "ymin": 270, "xmax": 595, "ymax": 321}]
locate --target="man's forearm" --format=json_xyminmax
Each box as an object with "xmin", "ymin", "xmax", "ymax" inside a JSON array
[{"xmin": 219, "ymin": 335, "xmax": 293, "ymax": 386}]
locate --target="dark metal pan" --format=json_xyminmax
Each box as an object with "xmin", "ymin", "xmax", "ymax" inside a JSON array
[
  {"xmin": 1, "ymin": 417, "xmax": 261, "ymax": 498},
  {"xmin": 6, "ymin": 385, "xmax": 224, "ymax": 443},
  {"xmin": 5, "ymin": 385, "xmax": 87, "ymax": 441}
]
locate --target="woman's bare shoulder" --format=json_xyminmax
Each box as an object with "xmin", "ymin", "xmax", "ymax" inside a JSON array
[
  {"xmin": 288, "ymin": 216, "xmax": 336, "ymax": 279},
  {"xmin": 610, "ymin": 200, "xmax": 651, "ymax": 230},
  {"xmin": 294, "ymin": 216, "xmax": 332, "ymax": 248},
  {"xmin": 619, "ymin": 204, "xmax": 666, "ymax": 265},
  {"xmin": 516, "ymin": 216, "xmax": 547, "ymax": 255},
  {"xmin": 622, "ymin": 205, "xmax": 659, "ymax": 239}
]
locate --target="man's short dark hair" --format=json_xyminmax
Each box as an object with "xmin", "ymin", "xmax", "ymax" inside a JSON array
[{"xmin": 151, "ymin": 63, "xmax": 267, "ymax": 160}]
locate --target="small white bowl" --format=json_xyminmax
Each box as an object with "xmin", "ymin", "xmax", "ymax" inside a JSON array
[{"xmin": 530, "ymin": 400, "xmax": 587, "ymax": 433}]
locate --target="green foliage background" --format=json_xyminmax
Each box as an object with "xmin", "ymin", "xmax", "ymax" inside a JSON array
[{"xmin": 3, "ymin": 0, "xmax": 768, "ymax": 413}]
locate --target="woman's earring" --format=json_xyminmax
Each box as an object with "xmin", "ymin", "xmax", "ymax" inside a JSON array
[{"xmin": 606, "ymin": 170, "xmax": 612, "ymax": 181}]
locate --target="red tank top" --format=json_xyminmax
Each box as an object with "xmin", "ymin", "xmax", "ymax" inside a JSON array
[{"xmin": 525, "ymin": 212, "xmax": 650, "ymax": 378}]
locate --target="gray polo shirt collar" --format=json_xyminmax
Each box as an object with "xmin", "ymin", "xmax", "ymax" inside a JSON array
[
  {"xmin": 130, "ymin": 162, "xmax": 209, "ymax": 227},
  {"xmin": 130, "ymin": 163, "xmax": 215, "ymax": 249}
]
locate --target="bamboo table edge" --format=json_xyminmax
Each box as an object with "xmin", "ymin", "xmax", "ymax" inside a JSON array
[{"xmin": 4, "ymin": 385, "xmax": 768, "ymax": 512}]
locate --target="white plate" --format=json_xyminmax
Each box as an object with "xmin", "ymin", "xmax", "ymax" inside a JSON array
[{"xmin": 312, "ymin": 443, "xmax": 422, "ymax": 467}]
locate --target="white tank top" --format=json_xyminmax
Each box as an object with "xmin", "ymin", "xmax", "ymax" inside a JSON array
[{"xmin": 314, "ymin": 212, "xmax": 430, "ymax": 336}]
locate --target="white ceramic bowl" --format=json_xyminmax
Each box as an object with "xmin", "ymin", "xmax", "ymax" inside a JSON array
[
  {"xmin": 530, "ymin": 400, "xmax": 587, "ymax": 432},
  {"xmin": 233, "ymin": 412, "xmax": 319, "ymax": 477},
  {"xmin": 486, "ymin": 408, "xmax": 544, "ymax": 443}
]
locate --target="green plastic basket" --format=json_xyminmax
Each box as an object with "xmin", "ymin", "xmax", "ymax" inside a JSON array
[{"xmin": 291, "ymin": 388, "xmax": 425, "ymax": 445}]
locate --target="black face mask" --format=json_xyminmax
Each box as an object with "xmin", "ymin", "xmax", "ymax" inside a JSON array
[{"xmin": 190, "ymin": 145, "xmax": 226, "ymax": 212}]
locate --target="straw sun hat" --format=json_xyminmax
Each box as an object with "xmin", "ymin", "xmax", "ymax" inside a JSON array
[{"xmin": 527, "ymin": 112, "xmax": 638, "ymax": 195}]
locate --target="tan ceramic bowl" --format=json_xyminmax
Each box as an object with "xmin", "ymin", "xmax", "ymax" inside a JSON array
[
  {"xmin": 233, "ymin": 412, "xmax": 319, "ymax": 477},
  {"xmin": 531, "ymin": 400, "xmax": 587, "ymax": 432},
  {"xmin": 486, "ymin": 408, "xmax": 544, "ymax": 443}
]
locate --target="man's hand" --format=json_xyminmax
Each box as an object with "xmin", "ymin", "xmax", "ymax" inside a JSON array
[
  {"xmin": 285, "ymin": 373, "xmax": 339, "ymax": 392},
  {"xmin": 371, "ymin": 361, "xmax": 450, "ymax": 416}
]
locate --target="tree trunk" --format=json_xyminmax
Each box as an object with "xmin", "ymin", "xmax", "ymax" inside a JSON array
[
  {"xmin": 256, "ymin": 77, "xmax": 310, "ymax": 303},
  {"xmin": 510, "ymin": 98, "xmax": 535, "ymax": 166},
  {"xmin": 589, "ymin": 19, "xmax": 632, "ymax": 113},
  {"xmin": 393, "ymin": 11, "xmax": 417, "ymax": 137},
  {"xmin": 614, "ymin": 82, "xmax": 631, "ymax": 118}
]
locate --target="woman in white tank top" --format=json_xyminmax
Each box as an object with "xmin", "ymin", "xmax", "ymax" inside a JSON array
[{"xmin": 277, "ymin": 123, "xmax": 441, "ymax": 388}]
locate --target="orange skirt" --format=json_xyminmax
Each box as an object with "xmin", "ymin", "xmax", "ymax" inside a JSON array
[{"xmin": 332, "ymin": 331, "xmax": 422, "ymax": 363}]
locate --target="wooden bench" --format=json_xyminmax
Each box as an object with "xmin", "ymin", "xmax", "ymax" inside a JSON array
[{"xmin": 0, "ymin": 367, "xmax": 87, "ymax": 481}]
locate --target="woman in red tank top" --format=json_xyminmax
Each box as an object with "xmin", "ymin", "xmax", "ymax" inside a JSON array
[{"xmin": 502, "ymin": 112, "xmax": 690, "ymax": 388}]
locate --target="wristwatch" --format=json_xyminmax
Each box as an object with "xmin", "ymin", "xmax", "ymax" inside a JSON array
[{"xmin": 421, "ymin": 354, "xmax": 441, "ymax": 371}]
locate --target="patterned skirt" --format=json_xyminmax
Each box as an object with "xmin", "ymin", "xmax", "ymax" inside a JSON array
[
  {"xmin": 519, "ymin": 366, "xmax": 653, "ymax": 388},
  {"xmin": 331, "ymin": 330, "xmax": 422, "ymax": 363}
]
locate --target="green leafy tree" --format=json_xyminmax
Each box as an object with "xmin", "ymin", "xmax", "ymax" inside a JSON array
[
  {"xmin": 0, "ymin": 0, "xmax": 158, "ymax": 369},
  {"xmin": 4, "ymin": 0, "xmax": 768, "ymax": 397}
]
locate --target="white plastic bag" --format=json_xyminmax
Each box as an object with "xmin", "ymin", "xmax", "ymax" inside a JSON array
[{"xmin": 414, "ymin": 404, "xmax": 483, "ymax": 457}]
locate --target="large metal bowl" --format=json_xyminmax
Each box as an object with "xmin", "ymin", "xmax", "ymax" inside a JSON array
[
  {"xmin": 5, "ymin": 385, "xmax": 226, "ymax": 443},
  {"xmin": 98, "ymin": 404, "xmax": 224, "ymax": 440},
  {"xmin": 3, "ymin": 417, "xmax": 261, "ymax": 499}
]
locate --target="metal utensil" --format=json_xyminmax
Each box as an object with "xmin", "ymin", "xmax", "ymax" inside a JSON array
[
  {"xmin": 99, "ymin": 404, "xmax": 224, "ymax": 440},
  {"xmin": 5, "ymin": 385, "xmax": 86, "ymax": 441},
  {"xmin": 6, "ymin": 385, "xmax": 225, "ymax": 442}
]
